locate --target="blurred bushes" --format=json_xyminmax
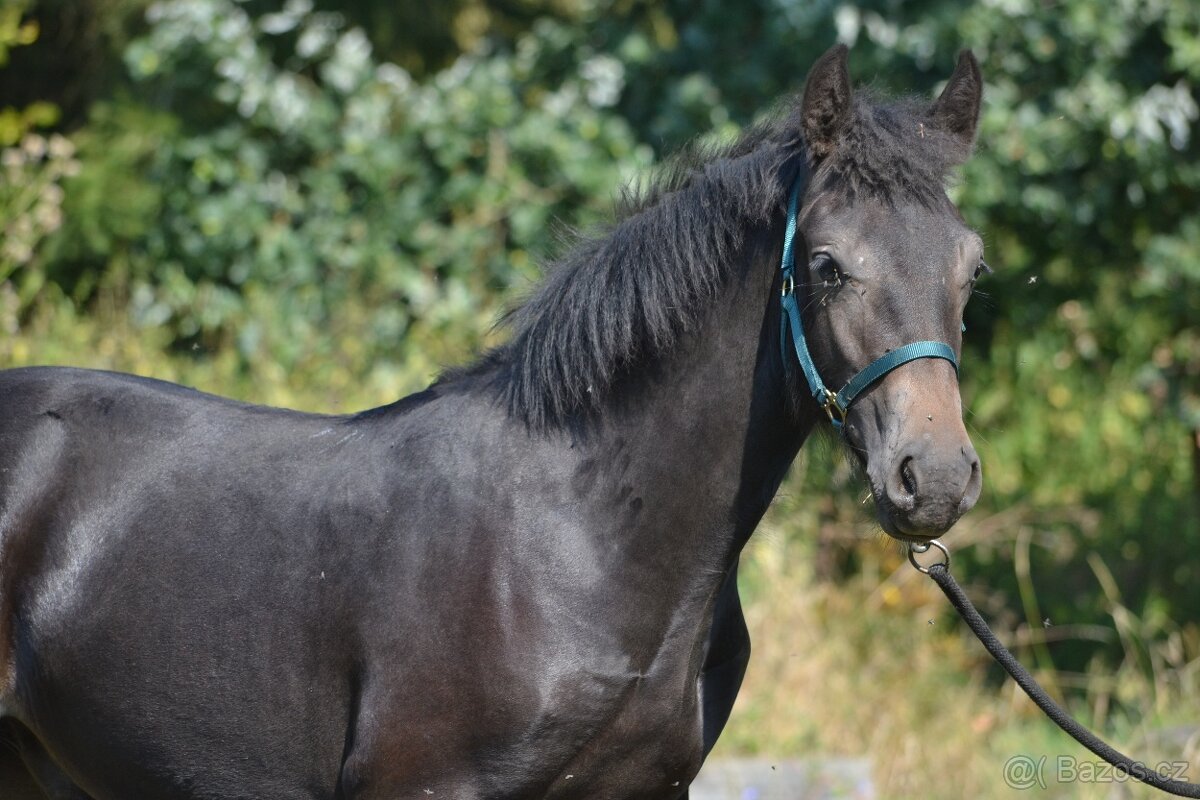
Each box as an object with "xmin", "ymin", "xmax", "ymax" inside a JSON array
[
  {"xmin": 31, "ymin": 0, "xmax": 649, "ymax": 397},
  {"xmin": 0, "ymin": 0, "xmax": 59, "ymax": 145},
  {"xmin": 1, "ymin": 0, "xmax": 1198, "ymax": 681}
]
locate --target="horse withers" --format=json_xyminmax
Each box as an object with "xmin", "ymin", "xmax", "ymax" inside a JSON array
[{"xmin": 0, "ymin": 45, "xmax": 984, "ymax": 799}]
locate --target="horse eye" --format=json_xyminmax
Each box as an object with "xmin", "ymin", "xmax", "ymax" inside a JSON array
[
  {"xmin": 811, "ymin": 253, "xmax": 842, "ymax": 287},
  {"xmin": 974, "ymin": 258, "xmax": 992, "ymax": 281}
]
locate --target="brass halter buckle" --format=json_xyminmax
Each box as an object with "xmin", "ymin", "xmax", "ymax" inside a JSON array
[{"xmin": 820, "ymin": 388, "xmax": 847, "ymax": 425}]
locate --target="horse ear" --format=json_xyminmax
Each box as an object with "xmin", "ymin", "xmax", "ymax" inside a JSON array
[
  {"xmin": 801, "ymin": 44, "xmax": 853, "ymax": 159},
  {"xmin": 928, "ymin": 50, "xmax": 983, "ymax": 147}
]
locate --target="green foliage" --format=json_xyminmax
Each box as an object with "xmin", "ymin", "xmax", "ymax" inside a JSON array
[
  {"xmin": 306, "ymin": 0, "xmax": 582, "ymax": 77},
  {"xmin": 43, "ymin": 0, "xmax": 647, "ymax": 396},
  {"xmin": 1, "ymin": 133, "xmax": 78, "ymax": 296},
  {"xmin": 0, "ymin": 0, "xmax": 71, "ymax": 297},
  {"xmin": 0, "ymin": 0, "xmax": 59, "ymax": 145},
  {"xmin": 0, "ymin": 0, "xmax": 39, "ymax": 66}
]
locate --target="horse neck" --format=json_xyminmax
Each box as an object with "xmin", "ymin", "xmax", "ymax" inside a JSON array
[{"xmin": 582, "ymin": 222, "xmax": 816, "ymax": 606}]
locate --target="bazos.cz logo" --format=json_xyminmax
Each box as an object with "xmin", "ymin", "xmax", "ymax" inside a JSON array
[{"xmin": 1003, "ymin": 755, "xmax": 1191, "ymax": 790}]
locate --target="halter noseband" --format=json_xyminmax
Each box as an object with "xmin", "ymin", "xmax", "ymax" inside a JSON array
[{"xmin": 779, "ymin": 175, "xmax": 959, "ymax": 432}]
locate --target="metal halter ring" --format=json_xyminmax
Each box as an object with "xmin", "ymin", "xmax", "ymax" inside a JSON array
[{"xmin": 907, "ymin": 539, "xmax": 950, "ymax": 574}]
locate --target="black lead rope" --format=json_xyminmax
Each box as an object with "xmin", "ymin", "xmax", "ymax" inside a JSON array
[{"xmin": 910, "ymin": 544, "xmax": 1200, "ymax": 797}]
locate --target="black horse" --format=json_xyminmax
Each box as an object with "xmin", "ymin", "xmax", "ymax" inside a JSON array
[{"xmin": 0, "ymin": 46, "xmax": 984, "ymax": 798}]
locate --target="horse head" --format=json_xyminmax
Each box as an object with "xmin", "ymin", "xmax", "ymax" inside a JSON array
[{"xmin": 791, "ymin": 45, "xmax": 985, "ymax": 540}]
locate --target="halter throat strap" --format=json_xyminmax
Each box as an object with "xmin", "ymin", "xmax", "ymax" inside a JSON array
[{"xmin": 778, "ymin": 174, "xmax": 958, "ymax": 431}]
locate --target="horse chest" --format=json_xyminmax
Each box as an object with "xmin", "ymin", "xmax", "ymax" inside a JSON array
[
  {"xmin": 349, "ymin": 653, "xmax": 705, "ymax": 798},
  {"xmin": 526, "ymin": 668, "xmax": 706, "ymax": 798}
]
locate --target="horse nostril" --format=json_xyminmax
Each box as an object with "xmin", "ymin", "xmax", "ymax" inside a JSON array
[
  {"xmin": 960, "ymin": 455, "xmax": 983, "ymax": 512},
  {"xmin": 900, "ymin": 457, "xmax": 917, "ymax": 497},
  {"xmin": 886, "ymin": 455, "xmax": 918, "ymax": 512}
]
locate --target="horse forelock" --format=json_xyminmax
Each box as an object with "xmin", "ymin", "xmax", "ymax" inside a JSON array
[{"xmin": 810, "ymin": 91, "xmax": 972, "ymax": 209}]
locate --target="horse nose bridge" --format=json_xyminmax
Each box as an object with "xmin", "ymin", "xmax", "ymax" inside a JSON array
[
  {"xmin": 875, "ymin": 356, "xmax": 965, "ymax": 431},
  {"xmin": 854, "ymin": 356, "xmax": 965, "ymax": 468}
]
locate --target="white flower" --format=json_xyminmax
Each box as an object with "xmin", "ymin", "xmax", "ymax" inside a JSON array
[{"xmin": 20, "ymin": 134, "xmax": 46, "ymax": 161}]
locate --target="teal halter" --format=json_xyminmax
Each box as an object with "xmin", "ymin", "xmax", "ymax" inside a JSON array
[{"xmin": 779, "ymin": 174, "xmax": 959, "ymax": 432}]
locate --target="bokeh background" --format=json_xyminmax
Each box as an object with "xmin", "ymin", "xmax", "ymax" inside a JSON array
[{"xmin": 2, "ymin": 1, "xmax": 1197, "ymax": 797}]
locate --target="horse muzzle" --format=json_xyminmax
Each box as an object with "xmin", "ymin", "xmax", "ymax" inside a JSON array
[{"xmin": 876, "ymin": 437, "xmax": 981, "ymax": 539}]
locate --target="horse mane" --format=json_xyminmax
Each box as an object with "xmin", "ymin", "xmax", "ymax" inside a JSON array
[{"xmin": 438, "ymin": 89, "xmax": 970, "ymax": 430}]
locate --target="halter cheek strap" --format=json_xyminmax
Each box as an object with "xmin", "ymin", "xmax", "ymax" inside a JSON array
[{"xmin": 779, "ymin": 175, "xmax": 959, "ymax": 432}]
